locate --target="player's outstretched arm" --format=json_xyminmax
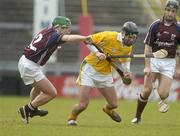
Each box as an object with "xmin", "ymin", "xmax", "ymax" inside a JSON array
[{"xmin": 61, "ymin": 35, "xmax": 87, "ymax": 42}]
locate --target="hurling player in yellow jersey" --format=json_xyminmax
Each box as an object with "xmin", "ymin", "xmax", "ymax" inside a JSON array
[{"xmin": 68, "ymin": 22, "xmax": 139, "ymax": 125}]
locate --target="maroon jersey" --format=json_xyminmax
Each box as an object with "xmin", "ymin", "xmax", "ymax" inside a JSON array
[
  {"xmin": 23, "ymin": 27, "xmax": 64, "ymax": 66},
  {"xmin": 144, "ymin": 19, "xmax": 180, "ymax": 58}
]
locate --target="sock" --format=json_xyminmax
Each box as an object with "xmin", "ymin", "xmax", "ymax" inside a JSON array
[
  {"xmin": 135, "ymin": 94, "xmax": 148, "ymax": 119},
  {"xmin": 103, "ymin": 106, "xmax": 113, "ymax": 114},
  {"xmin": 68, "ymin": 104, "xmax": 88, "ymax": 121},
  {"xmin": 24, "ymin": 102, "xmax": 36, "ymax": 113},
  {"xmin": 68, "ymin": 113, "xmax": 78, "ymax": 121}
]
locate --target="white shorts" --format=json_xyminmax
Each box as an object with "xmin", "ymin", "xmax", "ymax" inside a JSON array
[
  {"xmin": 77, "ymin": 62, "xmax": 114, "ymax": 88},
  {"xmin": 18, "ymin": 55, "xmax": 45, "ymax": 85},
  {"xmin": 150, "ymin": 58, "xmax": 176, "ymax": 79}
]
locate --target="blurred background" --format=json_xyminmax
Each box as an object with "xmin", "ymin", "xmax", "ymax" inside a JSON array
[{"xmin": 0, "ymin": 0, "xmax": 180, "ymax": 100}]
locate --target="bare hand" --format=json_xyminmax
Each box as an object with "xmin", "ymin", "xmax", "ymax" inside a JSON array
[
  {"xmin": 95, "ymin": 52, "xmax": 106, "ymax": 60},
  {"xmin": 123, "ymin": 71, "xmax": 132, "ymax": 78}
]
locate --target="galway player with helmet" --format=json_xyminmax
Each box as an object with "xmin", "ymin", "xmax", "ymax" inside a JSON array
[{"xmin": 18, "ymin": 16, "xmax": 87, "ymax": 124}]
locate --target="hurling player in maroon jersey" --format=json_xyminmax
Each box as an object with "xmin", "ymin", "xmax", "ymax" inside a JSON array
[
  {"xmin": 18, "ymin": 16, "xmax": 87, "ymax": 124},
  {"xmin": 132, "ymin": 0, "xmax": 180, "ymax": 124}
]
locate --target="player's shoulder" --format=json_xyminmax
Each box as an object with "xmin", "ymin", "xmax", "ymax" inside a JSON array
[
  {"xmin": 41, "ymin": 26, "xmax": 52, "ymax": 31},
  {"xmin": 97, "ymin": 31, "xmax": 118, "ymax": 35},
  {"xmin": 91, "ymin": 31, "xmax": 117, "ymax": 39},
  {"xmin": 175, "ymin": 21, "xmax": 180, "ymax": 30},
  {"xmin": 105, "ymin": 31, "xmax": 118, "ymax": 34},
  {"xmin": 149, "ymin": 19, "xmax": 161, "ymax": 28},
  {"xmin": 100, "ymin": 31, "xmax": 118, "ymax": 38},
  {"xmin": 90, "ymin": 31, "xmax": 118, "ymax": 41},
  {"xmin": 39, "ymin": 27, "xmax": 55, "ymax": 35}
]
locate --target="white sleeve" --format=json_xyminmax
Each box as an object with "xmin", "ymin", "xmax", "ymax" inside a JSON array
[{"xmin": 86, "ymin": 44, "xmax": 99, "ymax": 53}]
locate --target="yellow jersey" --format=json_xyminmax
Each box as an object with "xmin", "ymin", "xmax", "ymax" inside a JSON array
[{"xmin": 84, "ymin": 31, "xmax": 133, "ymax": 74}]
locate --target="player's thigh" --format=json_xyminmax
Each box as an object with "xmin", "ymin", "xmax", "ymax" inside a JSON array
[
  {"xmin": 32, "ymin": 76, "xmax": 57, "ymax": 97},
  {"xmin": 157, "ymin": 74, "xmax": 173, "ymax": 96},
  {"xmin": 98, "ymin": 87, "xmax": 117, "ymax": 105},
  {"xmin": 77, "ymin": 64, "xmax": 95, "ymax": 87}
]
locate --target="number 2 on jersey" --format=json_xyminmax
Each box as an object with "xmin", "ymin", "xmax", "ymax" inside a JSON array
[{"xmin": 29, "ymin": 33, "xmax": 43, "ymax": 51}]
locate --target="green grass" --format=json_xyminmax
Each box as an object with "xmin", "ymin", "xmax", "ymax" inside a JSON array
[{"xmin": 0, "ymin": 96, "xmax": 180, "ymax": 136}]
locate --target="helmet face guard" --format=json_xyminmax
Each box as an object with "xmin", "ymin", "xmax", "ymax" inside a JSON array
[
  {"xmin": 122, "ymin": 21, "xmax": 139, "ymax": 46},
  {"xmin": 123, "ymin": 34, "xmax": 138, "ymax": 46}
]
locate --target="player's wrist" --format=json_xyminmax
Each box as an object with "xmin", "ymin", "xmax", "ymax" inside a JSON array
[{"xmin": 95, "ymin": 51, "xmax": 100, "ymax": 56}]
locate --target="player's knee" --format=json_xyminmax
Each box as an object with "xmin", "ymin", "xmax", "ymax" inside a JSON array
[{"xmin": 49, "ymin": 89, "xmax": 57, "ymax": 98}]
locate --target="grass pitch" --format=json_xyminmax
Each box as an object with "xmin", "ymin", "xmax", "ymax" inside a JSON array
[{"xmin": 0, "ymin": 96, "xmax": 180, "ymax": 136}]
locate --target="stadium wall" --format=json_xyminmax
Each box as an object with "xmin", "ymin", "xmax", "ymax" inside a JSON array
[
  {"xmin": 0, "ymin": 74, "xmax": 180, "ymax": 101},
  {"xmin": 47, "ymin": 75, "xmax": 180, "ymax": 101}
]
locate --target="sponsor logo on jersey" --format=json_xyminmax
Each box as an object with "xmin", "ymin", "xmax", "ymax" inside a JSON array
[{"xmin": 171, "ymin": 34, "xmax": 176, "ymax": 40}]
